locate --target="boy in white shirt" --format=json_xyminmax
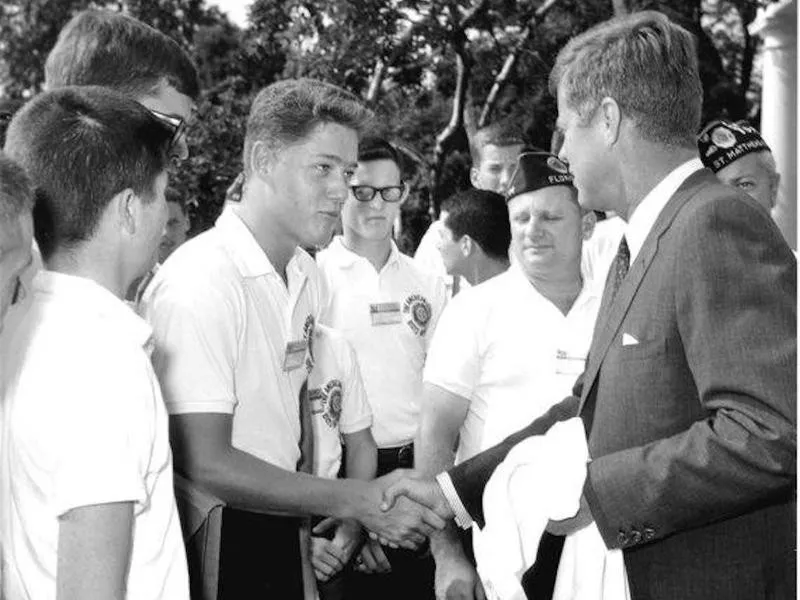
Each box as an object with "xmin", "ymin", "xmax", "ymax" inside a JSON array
[{"xmin": 1, "ymin": 86, "xmax": 188, "ymax": 600}]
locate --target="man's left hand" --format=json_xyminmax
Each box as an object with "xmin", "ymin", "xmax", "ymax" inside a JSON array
[{"xmin": 546, "ymin": 494, "xmax": 593, "ymax": 536}]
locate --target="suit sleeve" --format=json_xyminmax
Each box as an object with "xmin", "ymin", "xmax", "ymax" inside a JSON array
[
  {"xmin": 585, "ymin": 193, "xmax": 797, "ymax": 549},
  {"xmin": 447, "ymin": 391, "xmax": 581, "ymax": 528}
]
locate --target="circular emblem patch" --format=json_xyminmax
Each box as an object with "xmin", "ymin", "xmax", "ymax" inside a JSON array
[
  {"xmin": 323, "ymin": 380, "xmax": 343, "ymax": 428},
  {"xmin": 402, "ymin": 294, "xmax": 432, "ymax": 336},
  {"xmin": 711, "ymin": 126, "xmax": 737, "ymax": 149}
]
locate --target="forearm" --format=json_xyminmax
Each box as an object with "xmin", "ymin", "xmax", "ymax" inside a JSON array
[
  {"xmin": 175, "ymin": 443, "xmax": 367, "ymax": 520},
  {"xmin": 344, "ymin": 430, "xmax": 377, "ymax": 481}
]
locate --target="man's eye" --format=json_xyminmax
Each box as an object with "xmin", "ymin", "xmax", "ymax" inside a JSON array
[
  {"xmin": 737, "ymin": 181, "xmax": 755, "ymax": 191},
  {"xmin": 344, "ymin": 169, "xmax": 356, "ymax": 181},
  {"xmin": 316, "ymin": 164, "xmax": 332, "ymax": 175}
]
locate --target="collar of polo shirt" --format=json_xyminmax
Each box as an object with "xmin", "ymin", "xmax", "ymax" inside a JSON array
[{"xmin": 328, "ymin": 236, "xmax": 402, "ymax": 270}]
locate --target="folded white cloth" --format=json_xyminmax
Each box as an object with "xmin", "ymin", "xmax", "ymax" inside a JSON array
[{"xmin": 474, "ymin": 418, "xmax": 589, "ymax": 600}]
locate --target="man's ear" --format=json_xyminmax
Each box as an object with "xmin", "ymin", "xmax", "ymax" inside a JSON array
[
  {"xmin": 581, "ymin": 210, "xmax": 597, "ymax": 241},
  {"xmin": 598, "ymin": 97, "xmax": 622, "ymax": 146},
  {"xmin": 250, "ymin": 140, "xmax": 275, "ymax": 178},
  {"xmin": 460, "ymin": 235, "xmax": 474, "ymax": 257},
  {"xmin": 116, "ymin": 188, "xmax": 139, "ymax": 236},
  {"xmin": 469, "ymin": 167, "xmax": 480, "ymax": 188}
]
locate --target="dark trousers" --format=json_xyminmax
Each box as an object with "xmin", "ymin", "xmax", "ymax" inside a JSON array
[
  {"xmin": 217, "ymin": 508, "xmax": 304, "ymax": 599},
  {"xmin": 344, "ymin": 442, "xmax": 436, "ymax": 600}
]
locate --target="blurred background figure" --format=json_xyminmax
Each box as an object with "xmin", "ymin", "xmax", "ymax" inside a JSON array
[{"xmin": 159, "ymin": 188, "xmax": 191, "ymax": 264}]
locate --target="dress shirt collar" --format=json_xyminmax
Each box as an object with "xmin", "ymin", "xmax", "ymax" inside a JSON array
[{"xmin": 624, "ymin": 158, "xmax": 703, "ymax": 263}]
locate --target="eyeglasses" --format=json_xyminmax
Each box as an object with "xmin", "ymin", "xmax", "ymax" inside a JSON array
[
  {"xmin": 350, "ymin": 183, "xmax": 408, "ymax": 203},
  {"xmin": 147, "ymin": 108, "xmax": 187, "ymax": 154}
]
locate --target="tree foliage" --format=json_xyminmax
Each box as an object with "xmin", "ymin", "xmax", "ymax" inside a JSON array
[{"xmin": 0, "ymin": 0, "xmax": 772, "ymax": 251}]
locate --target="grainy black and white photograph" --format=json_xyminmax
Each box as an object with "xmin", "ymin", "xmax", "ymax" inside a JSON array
[{"xmin": 0, "ymin": 0, "xmax": 795, "ymax": 598}]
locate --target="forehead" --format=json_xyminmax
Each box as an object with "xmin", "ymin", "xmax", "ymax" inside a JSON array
[
  {"xmin": 478, "ymin": 143, "xmax": 524, "ymax": 166},
  {"xmin": 137, "ymin": 80, "xmax": 195, "ymax": 122},
  {"xmin": 284, "ymin": 121, "xmax": 359, "ymax": 162},
  {"xmin": 507, "ymin": 186, "xmax": 578, "ymax": 214},
  {"xmin": 353, "ymin": 158, "xmax": 401, "ymax": 184},
  {"xmin": 717, "ymin": 151, "xmax": 777, "ymax": 180}
]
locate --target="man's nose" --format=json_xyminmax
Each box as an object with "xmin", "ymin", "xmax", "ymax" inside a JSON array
[{"xmin": 172, "ymin": 135, "xmax": 189, "ymax": 161}]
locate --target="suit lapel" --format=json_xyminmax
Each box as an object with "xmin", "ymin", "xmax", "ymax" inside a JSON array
[{"xmin": 578, "ymin": 169, "xmax": 715, "ymax": 414}]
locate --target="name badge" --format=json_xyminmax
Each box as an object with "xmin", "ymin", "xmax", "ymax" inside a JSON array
[
  {"xmin": 370, "ymin": 302, "xmax": 402, "ymax": 326},
  {"xmin": 283, "ymin": 340, "xmax": 309, "ymax": 372},
  {"xmin": 555, "ymin": 349, "xmax": 587, "ymax": 376}
]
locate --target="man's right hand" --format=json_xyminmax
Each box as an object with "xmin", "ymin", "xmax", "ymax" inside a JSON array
[
  {"xmin": 352, "ymin": 471, "xmax": 447, "ymax": 549},
  {"xmin": 434, "ymin": 550, "xmax": 486, "ymax": 600},
  {"xmin": 380, "ymin": 469, "xmax": 455, "ymax": 521}
]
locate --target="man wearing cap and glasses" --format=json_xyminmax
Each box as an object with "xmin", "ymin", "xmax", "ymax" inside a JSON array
[
  {"xmin": 317, "ymin": 136, "xmax": 447, "ymax": 599},
  {"xmin": 416, "ymin": 151, "xmax": 600, "ymax": 600}
]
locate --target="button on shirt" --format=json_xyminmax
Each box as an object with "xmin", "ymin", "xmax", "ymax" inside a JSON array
[
  {"xmin": 308, "ymin": 325, "xmax": 373, "ymax": 479},
  {"xmin": 143, "ymin": 207, "xmax": 325, "ymax": 470},
  {"xmin": 424, "ymin": 264, "xmax": 600, "ymax": 463},
  {"xmin": 0, "ymin": 271, "xmax": 188, "ymax": 600},
  {"xmin": 317, "ymin": 237, "xmax": 447, "ymax": 448}
]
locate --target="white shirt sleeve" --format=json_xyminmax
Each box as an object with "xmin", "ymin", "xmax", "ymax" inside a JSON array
[
  {"xmin": 337, "ymin": 337, "xmax": 373, "ymax": 435},
  {"xmin": 52, "ymin": 350, "xmax": 153, "ymax": 517},
  {"xmin": 423, "ymin": 294, "xmax": 480, "ymax": 401},
  {"xmin": 423, "ymin": 273, "xmax": 449, "ymax": 352},
  {"xmin": 144, "ymin": 270, "xmax": 241, "ymax": 415}
]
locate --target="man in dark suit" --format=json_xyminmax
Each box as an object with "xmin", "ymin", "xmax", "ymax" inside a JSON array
[{"xmin": 384, "ymin": 10, "xmax": 796, "ymax": 600}]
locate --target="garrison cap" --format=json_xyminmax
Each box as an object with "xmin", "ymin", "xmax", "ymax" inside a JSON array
[
  {"xmin": 697, "ymin": 120, "xmax": 771, "ymax": 173},
  {"xmin": 506, "ymin": 151, "xmax": 574, "ymax": 202}
]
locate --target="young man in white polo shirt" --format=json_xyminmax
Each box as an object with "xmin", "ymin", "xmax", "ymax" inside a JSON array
[
  {"xmin": 143, "ymin": 80, "xmax": 444, "ymax": 598},
  {"xmin": 1, "ymin": 87, "xmax": 188, "ymax": 600},
  {"xmin": 317, "ymin": 136, "xmax": 447, "ymax": 599},
  {"xmin": 414, "ymin": 123, "xmax": 525, "ymax": 295},
  {"xmin": 416, "ymin": 152, "xmax": 601, "ymax": 600}
]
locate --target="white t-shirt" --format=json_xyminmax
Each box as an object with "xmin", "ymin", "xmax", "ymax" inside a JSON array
[
  {"xmin": 423, "ymin": 265, "xmax": 600, "ymax": 462},
  {"xmin": 0, "ymin": 271, "xmax": 188, "ymax": 600},
  {"xmin": 308, "ymin": 325, "xmax": 373, "ymax": 479},
  {"xmin": 143, "ymin": 207, "xmax": 325, "ymax": 470},
  {"xmin": 413, "ymin": 219, "xmax": 470, "ymax": 297},
  {"xmin": 317, "ymin": 237, "xmax": 447, "ymax": 448}
]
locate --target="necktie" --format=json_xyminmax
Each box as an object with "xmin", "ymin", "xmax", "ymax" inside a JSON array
[{"xmin": 608, "ymin": 236, "xmax": 630, "ymax": 303}]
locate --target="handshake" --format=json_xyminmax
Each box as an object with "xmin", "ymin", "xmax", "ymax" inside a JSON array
[{"xmin": 350, "ymin": 469, "xmax": 456, "ymax": 549}]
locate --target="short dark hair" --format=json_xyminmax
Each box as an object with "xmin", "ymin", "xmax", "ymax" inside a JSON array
[
  {"xmin": 244, "ymin": 78, "xmax": 373, "ymax": 176},
  {"xmin": 359, "ymin": 136, "xmax": 402, "ymax": 169},
  {"xmin": 469, "ymin": 121, "xmax": 526, "ymax": 164},
  {"xmin": 441, "ymin": 189, "xmax": 510, "ymax": 260},
  {"xmin": 4, "ymin": 86, "xmax": 174, "ymax": 260},
  {"xmin": 45, "ymin": 9, "xmax": 200, "ymax": 100},
  {"xmin": 550, "ymin": 11, "xmax": 701, "ymax": 148},
  {"xmin": 0, "ymin": 152, "xmax": 33, "ymax": 221}
]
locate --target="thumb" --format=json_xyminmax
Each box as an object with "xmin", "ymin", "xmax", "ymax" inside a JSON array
[
  {"xmin": 380, "ymin": 479, "xmax": 409, "ymax": 511},
  {"xmin": 312, "ymin": 516, "xmax": 339, "ymax": 535}
]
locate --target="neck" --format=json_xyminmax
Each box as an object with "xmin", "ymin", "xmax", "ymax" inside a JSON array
[
  {"xmin": 234, "ymin": 198, "xmax": 296, "ymax": 278},
  {"xmin": 464, "ymin": 255, "xmax": 509, "ymax": 286},
  {"xmin": 524, "ymin": 264, "xmax": 583, "ymax": 316},
  {"xmin": 616, "ymin": 144, "xmax": 697, "ymax": 221},
  {"xmin": 46, "ymin": 247, "xmax": 129, "ymax": 299},
  {"xmin": 342, "ymin": 229, "xmax": 392, "ymax": 272}
]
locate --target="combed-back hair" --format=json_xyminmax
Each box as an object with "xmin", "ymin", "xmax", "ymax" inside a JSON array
[
  {"xmin": 45, "ymin": 9, "xmax": 200, "ymax": 100},
  {"xmin": 468, "ymin": 121, "xmax": 527, "ymax": 165},
  {"xmin": 243, "ymin": 78, "xmax": 373, "ymax": 176},
  {"xmin": 549, "ymin": 10, "xmax": 702, "ymax": 148},
  {"xmin": 359, "ymin": 136, "xmax": 402, "ymax": 169},
  {"xmin": 3, "ymin": 86, "xmax": 174, "ymax": 260},
  {"xmin": 441, "ymin": 188, "xmax": 510, "ymax": 260},
  {"xmin": 0, "ymin": 152, "xmax": 33, "ymax": 222}
]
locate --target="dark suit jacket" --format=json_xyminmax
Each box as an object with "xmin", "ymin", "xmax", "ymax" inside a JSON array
[{"xmin": 447, "ymin": 169, "xmax": 797, "ymax": 600}]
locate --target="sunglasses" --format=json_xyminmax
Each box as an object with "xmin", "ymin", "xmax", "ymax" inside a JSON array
[
  {"xmin": 351, "ymin": 183, "xmax": 408, "ymax": 203},
  {"xmin": 147, "ymin": 108, "xmax": 187, "ymax": 154}
]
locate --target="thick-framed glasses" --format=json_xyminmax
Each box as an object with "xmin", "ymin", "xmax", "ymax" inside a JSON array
[
  {"xmin": 147, "ymin": 108, "xmax": 187, "ymax": 152},
  {"xmin": 351, "ymin": 182, "xmax": 408, "ymax": 203}
]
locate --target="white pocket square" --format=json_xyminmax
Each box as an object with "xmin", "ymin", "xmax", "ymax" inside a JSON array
[{"xmin": 622, "ymin": 333, "xmax": 639, "ymax": 346}]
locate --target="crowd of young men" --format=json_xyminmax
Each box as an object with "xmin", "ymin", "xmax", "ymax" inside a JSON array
[{"xmin": 0, "ymin": 7, "xmax": 795, "ymax": 600}]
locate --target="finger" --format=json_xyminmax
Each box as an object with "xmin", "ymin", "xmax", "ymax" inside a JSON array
[
  {"xmin": 359, "ymin": 547, "xmax": 379, "ymax": 572},
  {"xmin": 419, "ymin": 505, "xmax": 447, "ymax": 531},
  {"xmin": 314, "ymin": 566, "xmax": 329, "ymax": 582},
  {"xmin": 372, "ymin": 543, "xmax": 392, "ymax": 572},
  {"xmin": 312, "ymin": 516, "xmax": 339, "ymax": 535},
  {"xmin": 380, "ymin": 480, "xmax": 411, "ymax": 511}
]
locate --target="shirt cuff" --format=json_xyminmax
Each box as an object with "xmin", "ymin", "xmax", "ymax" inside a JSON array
[{"xmin": 436, "ymin": 472, "xmax": 473, "ymax": 529}]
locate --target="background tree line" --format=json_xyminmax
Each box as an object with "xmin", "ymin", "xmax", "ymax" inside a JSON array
[{"xmin": 0, "ymin": 0, "xmax": 777, "ymax": 252}]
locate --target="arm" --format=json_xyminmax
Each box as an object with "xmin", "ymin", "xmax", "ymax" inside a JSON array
[
  {"xmin": 170, "ymin": 413, "xmax": 443, "ymax": 547},
  {"xmin": 56, "ymin": 502, "xmax": 134, "ymax": 600},
  {"xmin": 587, "ymin": 195, "xmax": 797, "ymax": 549}
]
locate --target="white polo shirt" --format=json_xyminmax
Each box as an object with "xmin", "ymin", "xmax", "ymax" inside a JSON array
[
  {"xmin": 0, "ymin": 271, "xmax": 188, "ymax": 600},
  {"xmin": 308, "ymin": 325, "xmax": 373, "ymax": 479},
  {"xmin": 423, "ymin": 264, "xmax": 600, "ymax": 463},
  {"xmin": 143, "ymin": 207, "xmax": 325, "ymax": 470},
  {"xmin": 317, "ymin": 237, "xmax": 447, "ymax": 448},
  {"xmin": 581, "ymin": 216, "xmax": 625, "ymax": 291}
]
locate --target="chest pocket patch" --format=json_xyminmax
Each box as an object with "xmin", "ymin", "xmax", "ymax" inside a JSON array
[
  {"xmin": 402, "ymin": 294, "xmax": 432, "ymax": 337},
  {"xmin": 310, "ymin": 379, "xmax": 343, "ymax": 429}
]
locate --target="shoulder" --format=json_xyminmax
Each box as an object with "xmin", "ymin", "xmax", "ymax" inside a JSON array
[{"xmin": 396, "ymin": 252, "xmax": 446, "ymax": 293}]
